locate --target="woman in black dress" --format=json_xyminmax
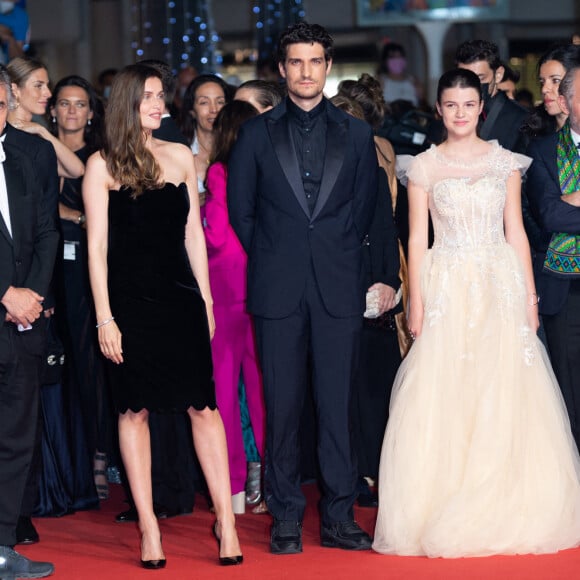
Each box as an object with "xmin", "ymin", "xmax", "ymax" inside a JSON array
[
  {"xmin": 49, "ymin": 75, "xmax": 112, "ymax": 504},
  {"xmin": 83, "ymin": 64, "xmax": 242, "ymax": 568}
]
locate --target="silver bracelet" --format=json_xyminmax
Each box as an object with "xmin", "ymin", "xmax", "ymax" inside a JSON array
[
  {"xmin": 96, "ymin": 316, "xmax": 115, "ymax": 329},
  {"xmin": 528, "ymin": 293, "xmax": 540, "ymax": 306}
]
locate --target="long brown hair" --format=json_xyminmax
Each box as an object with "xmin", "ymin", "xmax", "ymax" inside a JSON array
[
  {"xmin": 211, "ymin": 100, "xmax": 259, "ymax": 166},
  {"xmin": 103, "ymin": 64, "xmax": 162, "ymax": 197}
]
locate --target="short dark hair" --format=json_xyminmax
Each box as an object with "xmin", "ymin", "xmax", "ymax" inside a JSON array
[
  {"xmin": 437, "ymin": 68, "xmax": 482, "ymax": 104},
  {"xmin": 455, "ymin": 40, "xmax": 502, "ymax": 71},
  {"xmin": 236, "ymin": 79, "xmax": 284, "ymax": 109},
  {"xmin": 560, "ymin": 57, "xmax": 580, "ymax": 103},
  {"xmin": 500, "ymin": 62, "xmax": 520, "ymax": 84},
  {"xmin": 277, "ymin": 22, "xmax": 334, "ymax": 64}
]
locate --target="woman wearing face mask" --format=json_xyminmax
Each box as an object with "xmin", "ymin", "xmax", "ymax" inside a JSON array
[
  {"xmin": 180, "ymin": 74, "xmax": 229, "ymax": 201},
  {"xmin": 7, "ymin": 56, "xmax": 84, "ymax": 178},
  {"xmin": 378, "ymin": 42, "xmax": 422, "ymax": 107}
]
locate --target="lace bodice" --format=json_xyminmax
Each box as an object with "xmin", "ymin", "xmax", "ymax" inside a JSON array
[{"xmin": 397, "ymin": 142, "xmax": 531, "ymax": 250}]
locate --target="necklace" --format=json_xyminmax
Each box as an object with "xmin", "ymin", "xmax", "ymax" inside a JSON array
[{"xmin": 197, "ymin": 139, "xmax": 212, "ymax": 165}]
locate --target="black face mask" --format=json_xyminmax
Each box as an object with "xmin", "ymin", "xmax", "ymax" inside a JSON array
[{"xmin": 480, "ymin": 83, "xmax": 493, "ymax": 109}]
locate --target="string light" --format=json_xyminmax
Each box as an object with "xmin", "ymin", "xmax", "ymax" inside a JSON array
[
  {"xmin": 252, "ymin": 0, "xmax": 305, "ymax": 64},
  {"xmin": 130, "ymin": 0, "xmax": 219, "ymax": 73}
]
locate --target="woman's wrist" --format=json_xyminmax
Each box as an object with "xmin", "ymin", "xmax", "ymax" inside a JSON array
[{"xmin": 527, "ymin": 292, "xmax": 540, "ymax": 306}]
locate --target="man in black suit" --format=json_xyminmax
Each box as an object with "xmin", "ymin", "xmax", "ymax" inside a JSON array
[
  {"xmin": 456, "ymin": 39, "xmax": 528, "ymax": 153},
  {"xmin": 527, "ymin": 54, "xmax": 580, "ymax": 451},
  {"xmin": 3, "ymin": 102, "xmax": 60, "ymax": 547},
  {"xmin": 228, "ymin": 22, "xmax": 378, "ymax": 554},
  {"xmin": 0, "ymin": 64, "xmax": 58, "ymax": 579}
]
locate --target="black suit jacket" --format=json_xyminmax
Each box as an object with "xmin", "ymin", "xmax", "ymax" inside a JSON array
[
  {"xmin": 480, "ymin": 91, "xmax": 529, "ymax": 154},
  {"xmin": 526, "ymin": 132, "xmax": 580, "ymax": 315},
  {"xmin": 153, "ymin": 115, "xmax": 188, "ymax": 146},
  {"xmin": 228, "ymin": 98, "xmax": 378, "ymax": 318},
  {"xmin": 0, "ymin": 140, "xmax": 59, "ymax": 320},
  {"xmin": 363, "ymin": 168, "xmax": 400, "ymax": 295},
  {"xmin": 3, "ymin": 123, "xmax": 59, "ymax": 310}
]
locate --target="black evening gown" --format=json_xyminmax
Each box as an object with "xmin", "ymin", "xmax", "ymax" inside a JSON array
[
  {"xmin": 107, "ymin": 182, "xmax": 215, "ymax": 413},
  {"xmin": 35, "ymin": 147, "xmax": 101, "ymax": 516}
]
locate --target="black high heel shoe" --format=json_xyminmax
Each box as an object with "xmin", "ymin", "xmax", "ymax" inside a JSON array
[
  {"xmin": 213, "ymin": 522, "xmax": 243, "ymax": 566},
  {"xmin": 140, "ymin": 534, "xmax": 166, "ymax": 570}
]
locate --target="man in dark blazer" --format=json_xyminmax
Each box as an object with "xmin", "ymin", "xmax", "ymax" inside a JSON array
[
  {"xmin": 456, "ymin": 39, "xmax": 529, "ymax": 153},
  {"xmin": 527, "ymin": 55, "xmax": 580, "ymax": 452},
  {"xmin": 0, "ymin": 65, "xmax": 58, "ymax": 579},
  {"xmin": 228, "ymin": 22, "xmax": 378, "ymax": 554},
  {"xmin": 3, "ymin": 105, "xmax": 60, "ymax": 547}
]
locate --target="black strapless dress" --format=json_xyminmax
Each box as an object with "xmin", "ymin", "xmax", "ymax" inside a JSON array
[{"xmin": 107, "ymin": 182, "xmax": 215, "ymax": 413}]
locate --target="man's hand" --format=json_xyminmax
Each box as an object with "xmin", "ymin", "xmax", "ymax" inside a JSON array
[
  {"xmin": 367, "ymin": 282, "xmax": 397, "ymax": 316},
  {"xmin": 561, "ymin": 190, "xmax": 580, "ymax": 207},
  {"xmin": 1, "ymin": 286, "xmax": 44, "ymax": 327}
]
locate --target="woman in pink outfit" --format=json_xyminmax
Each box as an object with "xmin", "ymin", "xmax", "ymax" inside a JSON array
[{"xmin": 203, "ymin": 100, "xmax": 265, "ymax": 513}]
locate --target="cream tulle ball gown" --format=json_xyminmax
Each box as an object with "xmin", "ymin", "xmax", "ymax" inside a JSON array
[{"xmin": 372, "ymin": 142, "xmax": 580, "ymax": 558}]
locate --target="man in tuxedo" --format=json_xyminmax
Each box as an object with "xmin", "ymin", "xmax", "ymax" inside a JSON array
[
  {"xmin": 456, "ymin": 39, "xmax": 528, "ymax": 153},
  {"xmin": 228, "ymin": 22, "xmax": 378, "ymax": 554},
  {"xmin": 3, "ymin": 94, "xmax": 60, "ymax": 547},
  {"xmin": 527, "ymin": 54, "xmax": 580, "ymax": 451},
  {"xmin": 0, "ymin": 64, "xmax": 58, "ymax": 579}
]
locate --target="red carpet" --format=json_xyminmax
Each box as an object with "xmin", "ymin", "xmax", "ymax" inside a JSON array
[{"xmin": 20, "ymin": 483, "xmax": 580, "ymax": 579}]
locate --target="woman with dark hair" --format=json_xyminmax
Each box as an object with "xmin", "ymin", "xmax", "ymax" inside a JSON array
[
  {"xmin": 84, "ymin": 64, "xmax": 242, "ymax": 568},
  {"xmin": 203, "ymin": 100, "xmax": 266, "ymax": 515},
  {"xmin": 180, "ymin": 73, "xmax": 228, "ymax": 199},
  {"xmin": 522, "ymin": 43, "xmax": 580, "ymax": 138},
  {"xmin": 234, "ymin": 79, "xmax": 284, "ymax": 113},
  {"xmin": 373, "ymin": 68, "xmax": 580, "ymax": 557},
  {"xmin": 48, "ymin": 75, "xmax": 111, "ymax": 501}
]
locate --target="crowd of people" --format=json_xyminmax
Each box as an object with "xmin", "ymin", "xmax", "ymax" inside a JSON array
[{"xmin": 1, "ymin": 18, "xmax": 580, "ymax": 579}]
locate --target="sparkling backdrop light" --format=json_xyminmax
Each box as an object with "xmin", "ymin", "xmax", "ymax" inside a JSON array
[
  {"xmin": 130, "ymin": 0, "xmax": 219, "ymax": 73},
  {"xmin": 252, "ymin": 0, "xmax": 305, "ymax": 65}
]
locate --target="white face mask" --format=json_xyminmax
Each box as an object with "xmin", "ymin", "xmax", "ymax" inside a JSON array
[{"xmin": 0, "ymin": 2, "xmax": 15, "ymax": 14}]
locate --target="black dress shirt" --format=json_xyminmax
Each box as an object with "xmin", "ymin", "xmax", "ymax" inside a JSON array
[{"xmin": 287, "ymin": 97, "xmax": 327, "ymax": 214}]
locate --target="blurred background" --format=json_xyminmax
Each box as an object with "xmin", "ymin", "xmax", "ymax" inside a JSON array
[{"xmin": 23, "ymin": 0, "xmax": 579, "ymax": 105}]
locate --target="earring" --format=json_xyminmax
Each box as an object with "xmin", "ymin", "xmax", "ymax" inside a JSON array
[
  {"xmin": 52, "ymin": 116, "xmax": 56, "ymax": 123},
  {"xmin": 87, "ymin": 119, "xmax": 91, "ymax": 126}
]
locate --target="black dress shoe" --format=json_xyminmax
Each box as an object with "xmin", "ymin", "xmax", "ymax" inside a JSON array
[
  {"xmin": 0, "ymin": 545, "xmax": 53, "ymax": 578},
  {"xmin": 321, "ymin": 521, "xmax": 372, "ymax": 550},
  {"xmin": 356, "ymin": 477, "xmax": 378, "ymax": 507},
  {"xmin": 270, "ymin": 520, "xmax": 302, "ymax": 555},
  {"xmin": 15, "ymin": 516, "xmax": 39, "ymax": 545},
  {"xmin": 357, "ymin": 491, "xmax": 378, "ymax": 508}
]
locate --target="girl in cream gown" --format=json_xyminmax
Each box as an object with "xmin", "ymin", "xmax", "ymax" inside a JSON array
[{"xmin": 372, "ymin": 69, "xmax": 580, "ymax": 558}]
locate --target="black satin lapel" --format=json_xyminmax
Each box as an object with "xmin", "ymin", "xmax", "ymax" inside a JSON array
[
  {"xmin": 0, "ymin": 160, "xmax": 16, "ymax": 246},
  {"xmin": 311, "ymin": 117, "xmax": 347, "ymax": 220},
  {"xmin": 268, "ymin": 117, "xmax": 310, "ymax": 218}
]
